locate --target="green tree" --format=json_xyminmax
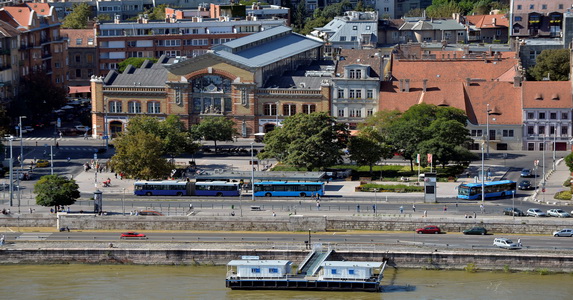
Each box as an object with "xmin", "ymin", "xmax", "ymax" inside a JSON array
[
  {"xmin": 111, "ymin": 131, "xmax": 173, "ymax": 179},
  {"xmin": 405, "ymin": 8, "xmax": 425, "ymax": 17},
  {"xmin": 62, "ymin": 3, "xmax": 92, "ymax": 29},
  {"xmin": 34, "ymin": 175, "xmax": 80, "ymax": 210},
  {"xmin": 192, "ymin": 117, "xmax": 238, "ymax": 153},
  {"xmin": 565, "ymin": 152, "xmax": 573, "ymax": 173},
  {"xmin": 11, "ymin": 70, "xmax": 67, "ymax": 121},
  {"xmin": 145, "ymin": 4, "xmax": 169, "ymax": 20},
  {"xmin": 294, "ymin": 0, "xmax": 307, "ymax": 32},
  {"xmin": 259, "ymin": 112, "xmax": 348, "ymax": 170},
  {"xmin": 347, "ymin": 127, "xmax": 393, "ymax": 174},
  {"xmin": 426, "ymin": 0, "xmax": 462, "ymax": 18},
  {"xmin": 355, "ymin": 0, "xmax": 364, "ymax": 11},
  {"xmin": 527, "ymin": 49, "xmax": 570, "ymax": 81},
  {"xmin": 118, "ymin": 57, "xmax": 159, "ymax": 73}
]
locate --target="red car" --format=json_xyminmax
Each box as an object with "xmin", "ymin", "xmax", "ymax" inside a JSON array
[
  {"xmin": 120, "ymin": 232, "xmax": 147, "ymax": 239},
  {"xmin": 415, "ymin": 225, "xmax": 441, "ymax": 234}
]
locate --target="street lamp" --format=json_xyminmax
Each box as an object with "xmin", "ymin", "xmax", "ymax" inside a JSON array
[
  {"xmin": 18, "ymin": 116, "xmax": 27, "ymax": 214},
  {"xmin": 373, "ymin": 188, "xmax": 378, "ymax": 217},
  {"xmin": 481, "ymin": 141, "xmax": 485, "ymax": 206},
  {"xmin": 7, "ymin": 135, "xmax": 13, "ymax": 207},
  {"xmin": 512, "ymin": 190, "xmax": 515, "ymax": 220},
  {"xmin": 122, "ymin": 188, "xmax": 126, "ymax": 216},
  {"xmin": 542, "ymin": 130, "xmax": 546, "ymax": 203},
  {"xmin": 485, "ymin": 104, "xmax": 491, "ymax": 158},
  {"xmin": 251, "ymin": 142, "xmax": 255, "ymax": 202},
  {"xmin": 553, "ymin": 123, "xmax": 557, "ymax": 171}
]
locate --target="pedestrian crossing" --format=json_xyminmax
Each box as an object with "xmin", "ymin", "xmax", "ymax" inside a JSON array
[
  {"xmin": 59, "ymin": 147, "xmax": 96, "ymax": 152},
  {"xmin": 23, "ymin": 137, "xmax": 85, "ymax": 141}
]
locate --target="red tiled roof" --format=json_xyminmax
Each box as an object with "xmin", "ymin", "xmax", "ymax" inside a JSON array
[
  {"xmin": 1, "ymin": 6, "xmax": 33, "ymax": 28},
  {"xmin": 522, "ymin": 81, "xmax": 572, "ymax": 109},
  {"xmin": 466, "ymin": 14, "xmax": 509, "ymax": 29},
  {"xmin": 336, "ymin": 49, "xmax": 384, "ymax": 77},
  {"xmin": 26, "ymin": 3, "xmax": 51, "ymax": 16},
  {"xmin": 69, "ymin": 86, "xmax": 91, "ymax": 94},
  {"xmin": 464, "ymin": 81, "xmax": 522, "ymax": 125},
  {"xmin": 379, "ymin": 80, "xmax": 466, "ymax": 113},
  {"xmin": 392, "ymin": 54, "xmax": 519, "ymax": 82},
  {"xmin": 61, "ymin": 29, "xmax": 96, "ymax": 48}
]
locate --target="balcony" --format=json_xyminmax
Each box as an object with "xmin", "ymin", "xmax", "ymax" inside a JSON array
[{"xmin": 42, "ymin": 51, "xmax": 52, "ymax": 59}]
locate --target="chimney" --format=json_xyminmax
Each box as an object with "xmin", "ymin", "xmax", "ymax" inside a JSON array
[
  {"xmin": 405, "ymin": 79, "xmax": 410, "ymax": 92},
  {"xmin": 423, "ymin": 79, "xmax": 428, "ymax": 92},
  {"xmin": 466, "ymin": 78, "xmax": 471, "ymax": 86},
  {"xmin": 492, "ymin": 18, "xmax": 496, "ymax": 26},
  {"xmin": 514, "ymin": 76, "xmax": 522, "ymax": 87},
  {"xmin": 399, "ymin": 79, "xmax": 404, "ymax": 91}
]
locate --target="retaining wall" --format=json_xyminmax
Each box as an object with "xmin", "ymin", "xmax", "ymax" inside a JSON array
[
  {"xmin": 2, "ymin": 248, "xmax": 573, "ymax": 272},
  {"xmin": 0, "ymin": 214, "xmax": 571, "ymax": 234}
]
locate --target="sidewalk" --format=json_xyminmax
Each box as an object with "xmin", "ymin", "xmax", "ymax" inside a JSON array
[{"xmin": 530, "ymin": 158, "xmax": 571, "ymax": 205}]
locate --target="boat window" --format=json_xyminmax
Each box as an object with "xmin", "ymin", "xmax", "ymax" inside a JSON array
[
  {"xmin": 348, "ymin": 269, "xmax": 355, "ymax": 275},
  {"xmin": 251, "ymin": 268, "xmax": 260, "ymax": 273},
  {"xmin": 331, "ymin": 269, "xmax": 337, "ymax": 275},
  {"xmin": 269, "ymin": 268, "xmax": 278, "ymax": 273}
]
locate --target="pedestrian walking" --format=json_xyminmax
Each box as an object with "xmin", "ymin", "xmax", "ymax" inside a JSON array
[
  {"xmin": 423, "ymin": 210, "xmax": 427, "ymax": 217},
  {"xmin": 272, "ymin": 211, "xmax": 276, "ymax": 217},
  {"xmin": 412, "ymin": 204, "xmax": 416, "ymax": 212},
  {"xmin": 316, "ymin": 202, "xmax": 320, "ymax": 210},
  {"xmin": 356, "ymin": 205, "xmax": 360, "ymax": 212},
  {"xmin": 372, "ymin": 204, "xmax": 376, "ymax": 214},
  {"xmin": 59, "ymin": 131, "xmax": 63, "ymax": 139},
  {"xmin": 473, "ymin": 211, "xmax": 477, "ymax": 219},
  {"xmin": 517, "ymin": 238, "xmax": 522, "ymax": 247},
  {"xmin": 84, "ymin": 132, "xmax": 88, "ymax": 140},
  {"xmin": 443, "ymin": 205, "xmax": 447, "ymax": 212},
  {"xmin": 67, "ymin": 157, "xmax": 71, "ymax": 162},
  {"xmin": 399, "ymin": 206, "xmax": 404, "ymax": 214}
]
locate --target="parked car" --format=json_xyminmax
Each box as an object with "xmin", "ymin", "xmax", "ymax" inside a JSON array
[
  {"xmin": 415, "ymin": 225, "xmax": 441, "ymax": 234},
  {"xmin": 503, "ymin": 207, "xmax": 524, "ymax": 216},
  {"xmin": 120, "ymin": 232, "xmax": 146, "ymax": 239},
  {"xmin": 547, "ymin": 209, "xmax": 571, "ymax": 218},
  {"xmin": 518, "ymin": 180, "xmax": 533, "ymax": 190},
  {"xmin": 520, "ymin": 169, "xmax": 532, "ymax": 177},
  {"xmin": 553, "ymin": 229, "xmax": 573, "ymax": 237},
  {"xmin": 526, "ymin": 208, "xmax": 546, "ymax": 217},
  {"xmin": 463, "ymin": 227, "xmax": 488, "ymax": 235},
  {"xmin": 493, "ymin": 238, "xmax": 521, "ymax": 250}
]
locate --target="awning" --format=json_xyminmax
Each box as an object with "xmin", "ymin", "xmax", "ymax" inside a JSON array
[{"xmin": 68, "ymin": 86, "xmax": 91, "ymax": 94}]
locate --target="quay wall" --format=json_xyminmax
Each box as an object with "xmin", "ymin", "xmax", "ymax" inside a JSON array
[
  {"xmin": 2, "ymin": 248, "xmax": 573, "ymax": 272},
  {"xmin": 0, "ymin": 214, "xmax": 569, "ymax": 234}
]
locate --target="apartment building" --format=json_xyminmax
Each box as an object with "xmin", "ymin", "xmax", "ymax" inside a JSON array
[
  {"xmin": 0, "ymin": 20, "xmax": 19, "ymax": 104},
  {"xmin": 510, "ymin": 0, "xmax": 573, "ymax": 38},
  {"xmin": 310, "ymin": 11, "xmax": 379, "ymax": 54},
  {"xmin": 61, "ymin": 29, "xmax": 97, "ymax": 87}
]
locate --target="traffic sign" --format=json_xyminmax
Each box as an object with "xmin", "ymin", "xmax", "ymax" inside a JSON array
[
  {"xmin": 94, "ymin": 154, "xmax": 97, "ymax": 160},
  {"xmin": 57, "ymin": 118, "xmax": 61, "ymax": 128},
  {"xmin": 102, "ymin": 135, "xmax": 109, "ymax": 140}
]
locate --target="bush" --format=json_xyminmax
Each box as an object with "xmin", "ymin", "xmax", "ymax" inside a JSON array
[
  {"xmin": 564, "ymin": 178, "xmax": 572, "ymax": 187},
  {"xmin": 464, "ymin": 263, "xmax": 477, "ymax": 273},
  {"xmin": 360, "ymin": 183, "xmax": 424, "ymax": 193},
  {"xmin": 554, "ymin": 191, "xmax": 572, "ymax": 200}
]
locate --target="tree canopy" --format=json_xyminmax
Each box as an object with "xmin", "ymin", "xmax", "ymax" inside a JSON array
[
  {"xmin": 110, "ymin": 115, "xmax": 196, "ymax": 179},
  {"xmin": 62, "ymin": 3, "xmax": 92, "ymax": 29},
  {"xmin": 11, "ymin": 70, "xmax": 67, "ymax": 121},
  {"xmin": 259, "ymin": 112, "xmax": 348, "ymax": 171},
  {"xmin": 565, "ymin": 152, "xmax": 573, "ymax": 173},
  {"xmin": 347, "ymin": 127, "xmax": 393, "ymax": 173},
  {"xmin": 370, "ymin": 104, "xmax": 472, "ymax": 170},
  {"xmin": 419, "ymin": 0, "xmax": 509, "ymax": 18},
  {"xmin": 34, "ymin": 175, "xmax": 80, "ymax": 209},
  {"xmin": 527, "ymin": 49, "xmax": 570, "ymax": 81},
  {"xmin": 191, "ymin": 116, "xmax": 238, "ymax": 153}
]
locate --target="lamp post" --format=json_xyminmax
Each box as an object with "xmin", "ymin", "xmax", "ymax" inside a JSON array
[
  {"xmin": 103, "ymin": 101, "xmax": 109, "ymax": 149},
  {"xmin": 373, "ymin": 188, "xmax": 378, "ymax": 217},
  {"xmin": 481, "ymin": 141, "xmax": 485, "ymax": 206},
  {"xmin": 308, "ymin": 228, "xmax": 312, "ymax": 249},
  {"xmin": 251, "ymin": 142, "xmax": 255, "ymax": 202},
  {"xmin": 553, "ymin": 123, "xmax": 557, "ymax": 171},
  {"xmin": 512, "ymin": 190, "xmax": 515, "ymax": 220},
  {"xmin": 542, "ymin": 130, "xmax": 546, "ymax": 203},
  {"xmin": 485, "ymin": 104, "xmax": 491, "ymax": 158},
  {"xmin": 7, "ymin": 136, "xmax": 13, "ymax": 207},
  {"xmin": 18, "ymin": 116, "xmax": 27, "ymax": 214},
  {"xmin": 122, "ymin": 188, "xmax": 126, "ymax": 216}
]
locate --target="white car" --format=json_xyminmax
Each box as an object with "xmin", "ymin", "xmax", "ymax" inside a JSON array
[
  {"xmin": 493, "ymin": 238, "xmax": 521, "ymax": 250},
  {"xmin": 553, "ymin": 229, "xmax": 573, "ymax": 237},
  {"xmin": 547, "ymin": 209, "xmax": 571, "ymax": 218},
  {"xmin": 526, "ymin": 208, "xmax": 546, "ymax": 217}
]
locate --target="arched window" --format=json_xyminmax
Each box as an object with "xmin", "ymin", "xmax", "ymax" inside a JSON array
[
  {"xmin": 147, "ymin": 101, "xmax": 160, "ymax": 114},
  {"xmin": 108, "ymin": 101, "xmax": 122, "ymax": 113},
  {"xmin": 128, "ymin": 101, "xmax": 141, "ymax": 113}
]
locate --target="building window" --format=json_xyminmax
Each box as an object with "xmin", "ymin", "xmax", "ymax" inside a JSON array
[
  {"xmin": 471, "ymin": 129, "xmax": 483, "ymax": 136},
  {"xmin": 502, "ymin": 130, "xmax": 514, "ymax": 137},
  {"xmin": 264, "ymin": 103, "xmax": 277, "ymax": 116},
  {"xmin": 352, "ymin": 26, "xmax": 357, "ymax": 30},
  {"xmin": 529, "ymin": 4, "xmax": 534, "ymax": 9},
  {"xmin": 542, "ymin": 4, "xmax": 547, "ymax": 9},
  {"xmin": 527, "ymin": 112, "xmax": 534, "ymax": 119},
  {"xmin": 355, "ymin": 90, "xmax": 362, "ymax": 99},
  {"xmin": 349, "ymin": 70, "xmax": 355, "ymax": 78},
  {"xmin": 75, "ymin": 54, "xmax": 81, "ymax": 63},
  {"xmin": 515, "ymin": 16, "xmax": 522, "ymax": 21},
  {"xmin": 340, "ymin": 36, "xmax": 346, "ymax": 41},
  {"xmin": 539, "ymin": 125, "xmax": 545, "ymax": 135},
  {"xmin": 75, "ymin": 69, "xmax": 81, "ymax": 78},
  {"xmin": 367, "ymin": 109, "xmax": 373, "ymax": 117},
  {"xmin": 283, "ymin": 104, "xmax": 296, "ymax": 116},
  {"xmin": 303, "ymin": 104, "xmax": 316, "ymax": 114},
  {"xmin": 338, "ymin": 89, "xmax": 344, "ymax": 98},
  {"xmin": 550, "ymin": 125, "xmax": 555, "ymax": 135},
  {"xmin": 559, "ymin": 4, "xmax": 564, "ymax": 9},
  {"xmin": 86, "ymin": 54, "xmax": 93, "ymax": 63},
  {"xmin": 562, "ymin": 112, "xmax": 568, "ymax": 120},
  {"xmin": 355, "ymin": 69, "xmax": 361, "ymax": 78},
  {"xmin": 128, "ymin": 101, "xmax": 141, "ymax": 113},
  {"xmin": 76, "ymin": 38, "xmax": 82, "ymax": 45},
  {"xmin": 147, "ymin": 101, "xmax": 160, "ymax": 114},
  {"xmin": 550, "ymin": 112, "xmax": 557, "ymax": 119},
  {"xmin": 539, "ymin": 112, "xmax": 546, "ymax": 119},
  {"xmin": 539, "ymin": 142, "xmax": 545, "ymax": 151},
  {"xmin": 528, "ymin": 143, "xmax": 534, "ymax": 151},
  {"xmin": 527, "ymin": 126, "xmax": 534, "ymax": 135},
  {"xmin": 366, "ymin": 26, "xmax": 371, "ymax": 30},
  {"xmin": 367, "ymin": 89, "xmax": 373, "ymax": 99},
  {"xmin": 517, "ymin": 5, "xmax": 521, "ymax": 10},
  {"xmin": 349, "ymin": 90, "xmax": 355, "ymax": 98},
  {"xmin": 338, "ymin": 109, "xmax": 344, "ymax": 117},
  {"xmin": 109, "ymin": 101, "xmax": 122, "ymax": 113},
  {"xmin": 562, "ymin": 126, "xmax": 568, "ymax": 135}
]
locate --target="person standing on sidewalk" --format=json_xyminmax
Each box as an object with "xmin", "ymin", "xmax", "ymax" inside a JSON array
[
  {"xmin": 412, "ymin": 204, "xmax": 416, "ymax": 212},
  {"xmin": 399, "ymin": 206, "xmax": 404, "ymax": 214}
]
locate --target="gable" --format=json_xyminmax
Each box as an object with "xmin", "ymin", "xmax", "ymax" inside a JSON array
[{"xmin": 166, "ymin": 53, "xmax": 254, "ymax": 82}]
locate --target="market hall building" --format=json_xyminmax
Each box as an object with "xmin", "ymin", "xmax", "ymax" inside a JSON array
[{"xmin": 90, "ymin": 26, "xmax": 331, "ymax": 138}]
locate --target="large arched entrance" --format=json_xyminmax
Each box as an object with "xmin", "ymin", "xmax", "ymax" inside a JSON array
[{"xmin": 264, "ymin": 123, "xmax": 276, "ymax": 133}]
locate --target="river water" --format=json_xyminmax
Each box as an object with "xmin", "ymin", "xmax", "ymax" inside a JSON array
[{"xmin": 1, "ymin": 265, "xmax": 572, "ymax": 299}]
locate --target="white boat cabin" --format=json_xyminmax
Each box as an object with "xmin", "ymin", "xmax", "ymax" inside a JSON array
[
  {"xmin": 227, "ymin": 260, "xmax": 293, "ymax": 278},
  {"xmin": 319, "ymin": 261, "xmax": 384, "ymax": 280}
]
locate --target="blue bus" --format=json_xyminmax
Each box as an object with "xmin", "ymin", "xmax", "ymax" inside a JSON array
[
  {"xmin": 457, "ymin": 180, "xmax": 516, "ymax": 200},
  {"xmin": 254, "ymin": 181, "xmax": 325, "ymax": 197},
  {"xmin": 134, "ymin": 181, "xmax": 240, "ymax": 197}
]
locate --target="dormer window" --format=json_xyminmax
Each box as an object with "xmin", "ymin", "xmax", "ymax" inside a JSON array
[
  {"xmin": 551, "ymin": 94, "xmax": 559, "ymax": 100},
  {"xmin": 534, "ymin": 94, "xmax": 543, "ymax": 100}
]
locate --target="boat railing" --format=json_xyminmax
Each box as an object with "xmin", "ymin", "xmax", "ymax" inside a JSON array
[{"xmin": 377, "ymin": 261, "xmax": 387, "ymax": 283}]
